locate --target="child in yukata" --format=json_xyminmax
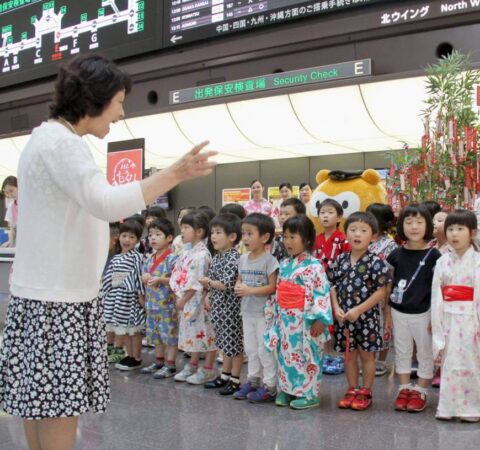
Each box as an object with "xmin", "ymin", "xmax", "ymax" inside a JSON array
[{"xmin": 266, "ymin": 215, "xmax": 333, "ymax": 410}]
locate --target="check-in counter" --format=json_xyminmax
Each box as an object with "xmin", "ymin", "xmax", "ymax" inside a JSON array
[{"xmin": 0, "ymin": 248, "xmax": 14, "ymax": 295}]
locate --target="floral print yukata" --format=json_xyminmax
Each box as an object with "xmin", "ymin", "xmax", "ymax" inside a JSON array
[
  {"xmin": 170, "ymin": 240, "xmax": 216, "ymax": 352},
  {"xmin": 265, "ymin": 253, "xmax": 333, "ymax": 399}
]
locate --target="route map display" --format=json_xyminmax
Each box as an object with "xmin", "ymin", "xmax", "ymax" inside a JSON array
[
  {"xmin": 0, "ymin": 0, "xmax": 158, "ymax": 89},
  {"xmin": 164, "ymin": 0, "xmax": 391, "ymax": 47}
]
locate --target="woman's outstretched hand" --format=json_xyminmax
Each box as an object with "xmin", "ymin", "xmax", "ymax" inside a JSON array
[{"xmin": 171, "ymin": 141, "xmax": 217, "ymax": 182}]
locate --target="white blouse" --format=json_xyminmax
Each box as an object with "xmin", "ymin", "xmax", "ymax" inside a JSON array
[{"xmin": 11, "ymin": 121, "xmax": 146, "ymax": 303}]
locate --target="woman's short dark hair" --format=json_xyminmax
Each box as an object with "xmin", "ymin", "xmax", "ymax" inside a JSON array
[
  {"xmin": 146, "ymin": 206, "xmax": 167, "ymax": 220},
  {"xmin": 2, "ymin": 176, "xmax": 17, "ymax": 192},
  {"xmin": 445, "ymin": 209, "xmax": 478, "ymax": 233},
  {"xmin": 178, "ymin": 206, "xmax": 196, "ymax": 217},
  {"xmin": 219, "ymin": 203, "xmax": 246, "ymax": 220},
  {"xmin": 345, "ymin": 212, "xmax": 379, "ymax": 235},
  {"xmin": 147, "ymin": 218, "xmax": 175, "ymax": 238},
  {"xmin": 210, "ymin": 213, "xmax": 242, "ymax": 245},
  {"xmin": 250, "ymin": 179, "xmax": 263, "ymax": 188},
  {"xmin": 366, "ymin": 203, "xmax": 395, "ymax": 235},
  {"xmin": 299, "ymin": 182, "xmax": 312, "ymax": 190},
  {"xmin": 396, "ymin": 204, "xmax": 434, "ymax": 242},
  {"xmin": 281, "ymin": 198, "xmax": 306, "ymax": 215},
  {"xmin": 283, "ymin": 215, "xmax": 316, "ymax": 252},
  {"xmin": 279, "ymin": 182, "xmax": 293, "ymax": 192},
  {"xmin": 242, "ymin": 213, "xmax": 275, "ymax": 244},
  {"xmin": 49, "ymin": 54, "xmax": 132, "ymax": 124}
]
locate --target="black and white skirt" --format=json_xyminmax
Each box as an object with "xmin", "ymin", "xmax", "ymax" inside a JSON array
[{"xmin": 0, "ymin": 296, "xmax": 110, "ymax": 420}]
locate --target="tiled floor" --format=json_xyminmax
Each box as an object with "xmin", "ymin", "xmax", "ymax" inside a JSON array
[{"xmin": 0, "ymin": 293, "xmax": 479, "ymax": 450}]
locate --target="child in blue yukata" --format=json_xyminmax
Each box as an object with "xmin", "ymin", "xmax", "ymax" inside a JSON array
[
  {"xmin": 140, "ymin": 218, "xmax": 179, "ymax": 379},
  {"xmin": 266, "ymin": 215, "xmax": 333, "ymax": 410},
  {"xmin": 330, "ymin": 212, "xmax": 391, "ymax": 411}
]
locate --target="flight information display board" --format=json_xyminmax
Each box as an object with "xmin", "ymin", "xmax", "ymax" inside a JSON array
[
  {"xmin": 164, "ymin": 0, "xmax": 391, "ymax": 47},
  {"xmin": 0, "ymin": 0, "xmax": 159, "ymax": 89}
]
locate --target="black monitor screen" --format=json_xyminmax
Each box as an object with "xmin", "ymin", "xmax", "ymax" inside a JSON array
[
  {"xmin": 0, "ymin": 0, "xmax": 159, "ymax": 89},
  {"xmin": 164, "ymin": 0, "xmax": 391, "ymax": 47}
]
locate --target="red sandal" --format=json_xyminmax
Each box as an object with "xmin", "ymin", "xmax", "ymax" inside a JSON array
[
  {"xmin": 351, "ymin": 387, "xmax": 373, "ymax": 411},
  {"xmin": 338, "ymin": 387, "xmax": 357, "ymax": 409}
]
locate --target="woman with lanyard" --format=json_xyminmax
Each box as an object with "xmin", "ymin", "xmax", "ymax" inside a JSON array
[
  {"xmin": 0, "ymin": 54, "xmax": 216, "ymax": 450},
  {"xmin": 244, "ymin": 179, "xmax": 273, "ymax": 216}
]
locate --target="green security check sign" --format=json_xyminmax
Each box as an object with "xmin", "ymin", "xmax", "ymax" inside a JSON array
[{"xmin": 169, "ymin": 59, "xmax": 372, "ymax": 105}]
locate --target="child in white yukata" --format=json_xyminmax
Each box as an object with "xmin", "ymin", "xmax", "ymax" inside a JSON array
[
  {"xmin": 170, "ymin": 212, "xmax": 217, "ymax": 385},
  {"xmin": 431, "ymin": 209, "xmax": 480, "ymax": 422}
]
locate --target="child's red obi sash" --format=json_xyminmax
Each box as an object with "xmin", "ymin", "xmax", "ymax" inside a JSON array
[
  {"xmin": 442, "ymin": 285, "xmax": 474, "ymax": 302},
  {"xmin": 277, "ymin": 281, "xmax": 305, "ymax": 310}
]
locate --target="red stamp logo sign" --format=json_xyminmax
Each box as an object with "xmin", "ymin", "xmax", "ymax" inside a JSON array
[{"xmin": 107, "ymin": 149, "xmax": 143, "ymax": 186}]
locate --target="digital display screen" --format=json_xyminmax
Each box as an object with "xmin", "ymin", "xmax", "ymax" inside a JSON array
[
  {"xmin": 164, "ymin": 0, "xmax": 391, "ymax": 47},
  {"xmin": 0, "ymin": 0, "xmax": 159, "ymax": 89}
]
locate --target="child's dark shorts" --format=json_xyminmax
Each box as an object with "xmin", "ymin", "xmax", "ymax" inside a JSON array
[{"xmin": 334, "ymin": 311, "xmax": 382, "ymax": 353}]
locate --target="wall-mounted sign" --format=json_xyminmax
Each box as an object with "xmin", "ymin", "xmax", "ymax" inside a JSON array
[
  {"xmin": 170, "ymin": 59, "xmax": 372, "ymax": 105},
  {"xmin": 222, "ymin": 188, "xmax": 251, "ymax": 206},
  {"xmin": 107, "ymin": 138, "xmax": 145, "ymax": 186}
]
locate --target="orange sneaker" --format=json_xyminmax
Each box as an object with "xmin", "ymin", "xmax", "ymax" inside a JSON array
[
  {"xmin": 351, "ymin": 388, "xmax": 373, "ymax": 411},
  {"xmin": 394, "ymin": 389, "xmax": 411, "ymax": 411},
  {"xmin": 338, "ymin": 387, "xmax": 357, "ymax": 409}
]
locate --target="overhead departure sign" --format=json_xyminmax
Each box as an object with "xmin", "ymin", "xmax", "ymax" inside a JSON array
[
  {"xmin": 0, "ymin": 0, "xmax": 159, "ymax": 89},
  {"xmin": 170, "ymin": 59, "xmax": 372, "ymax": 105},
  {"xmin": 164, "ymin": 0, "xmax": 390, "ymax": 47}
]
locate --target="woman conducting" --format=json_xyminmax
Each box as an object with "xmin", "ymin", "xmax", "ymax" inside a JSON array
[{"xmin": 0, "ymin": 54, "xmax": 216, "ymax": 450}]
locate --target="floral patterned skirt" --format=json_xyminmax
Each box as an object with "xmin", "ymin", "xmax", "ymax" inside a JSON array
[{"xmin": 0, "ymin": 296, "xmax": 110, "ymax": 419}]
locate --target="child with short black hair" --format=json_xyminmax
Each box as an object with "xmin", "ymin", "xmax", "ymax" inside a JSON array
[
  {"xmin": 234, "ymin": 213, "xmax": 279, "ymax": 402},
  {"xmin": 432, "ymin": 210, "xmax": 451, "ymax": 254},
  {"xmin": 266, "ymin": 215, "xmax": 333, "ymax": 410},
  {"xmin": 272, "ymin": 198, "xmax": 306, "ymax": 263},
  {"xmin": 314, "ymin": 198, "xmax": 350, "ymax": 375},
  {"xmin": 103, "ymin": 220, "xmax": 146, "ymax": 370},
  {"xmin": 386, "ymin": 204, "xmax": 441, "ymax": 413},
  {"xmin": 170, "ymin": 212, "xmax": 217, "ymax": 384},
  {"xmin": 331, "ymin": 212, "xmax": 391, "ymax": 410},
  {"xmin": 431, "ymin": 209, "xmax": 480, "ymax": 422},
  {"xmin": 140, "ymin": 219, "xmax": 179, "ymax": 379},
  {"xmin": 199, "ymin": 213, "xmax": 244, "ymax": 395}
]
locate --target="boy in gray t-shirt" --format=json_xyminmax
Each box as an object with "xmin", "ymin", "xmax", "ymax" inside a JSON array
[{"xmin": 234, "ymin": 213, "xmax": 279, "ymax": 402}]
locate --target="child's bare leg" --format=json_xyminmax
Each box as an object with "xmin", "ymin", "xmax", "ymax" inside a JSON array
[
  {"xmin": 107, "ymin": 331, "xmax": 115, "ymax": 345},
  {"xmin": 345, "ymin": 350, "xmax": 359, "ymax": 387},
  {"xmin": 166, "ymin": 345, "xmax": 178, "ymax": 364},
  {"xmin": 204, "ymin": 350, "xmax": 217, "ymax": 369},
  {"xmin": 378, "ymin": 348, "xmax": 389, "ymax": 362},
  {"xmin": 155, "ymin": 344, "xmax": 166, "ymax": 360},
  {"xmin": 132, "ymin": 333, "xmax": 143, "ymax": 360},
  {"xmin": 124, "ymin": 335, "xmax": 133, "ymax": 357},
  {"xmin": 324, "ymin": 340, "xmax": 333, "ymax": 355},
  {"xmin": 359, "ymin": 350, "xmax": 376, "ymax": 389},
  {"xmin": 190, "ymin": 352, "xmax": 200, "ymax": 367},
  {"xmin": 222, "ymin": 355, "xmax": 233, "ymax": 373},
  {"xmin": 114, "ymin": 334, "xmax": 124, "ymax": 348},
  {"xmin": 231, "ymin": 354, "xmax": 243, "ymax": 378}
]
